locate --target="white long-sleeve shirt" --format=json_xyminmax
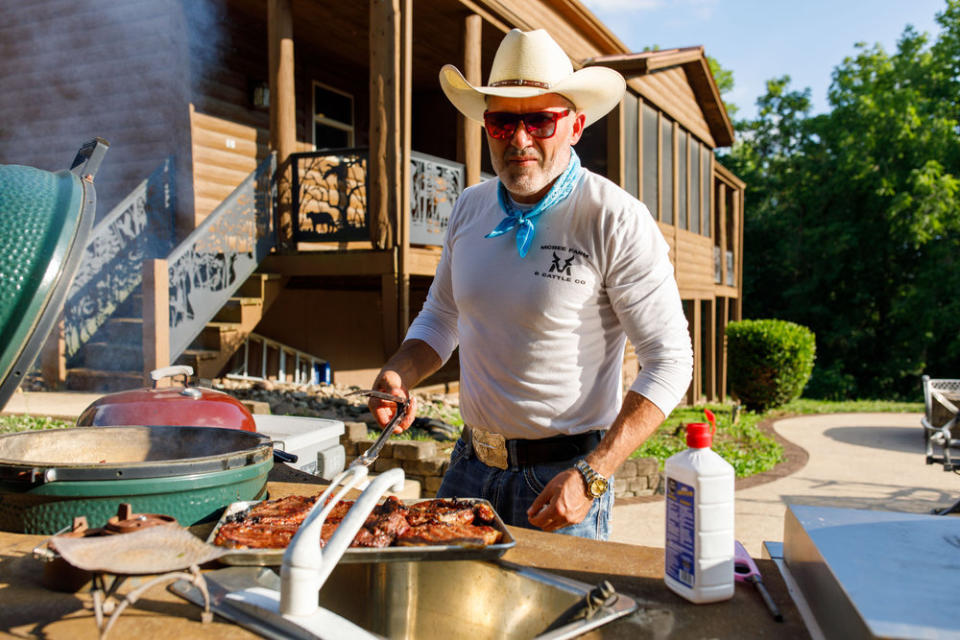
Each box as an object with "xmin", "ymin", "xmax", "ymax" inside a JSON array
[{"xmin": 406, "ymin": 169, "xmax": 693, "ymax": 440}]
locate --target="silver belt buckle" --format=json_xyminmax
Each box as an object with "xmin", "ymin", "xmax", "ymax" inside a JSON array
[{"xmin": 471, "ymin": 427, "xmax": 509, "ymax": 470}]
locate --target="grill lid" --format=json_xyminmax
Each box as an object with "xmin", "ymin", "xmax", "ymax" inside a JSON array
[{"xmin": 0, "ymin": 139, "xmax": 108, "ymax": 408}]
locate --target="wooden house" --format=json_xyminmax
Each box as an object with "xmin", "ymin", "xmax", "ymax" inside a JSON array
[{"xmin": 0, "ymin": 0, "xmax": 743, "ymax": 404}]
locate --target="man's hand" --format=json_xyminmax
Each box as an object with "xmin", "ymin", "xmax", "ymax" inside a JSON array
[
  {"xmin": 369, "ymin": 369, "xmax": 418, "ymax": 434},
  {"xmin": 526, "ymin": 468, "xmax": 593, "ymax": 532}
]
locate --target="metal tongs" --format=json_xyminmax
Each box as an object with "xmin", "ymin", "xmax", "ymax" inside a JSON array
[{"xmin": 347, "ymin": 389, "xmax": 410, "ymax": 468}]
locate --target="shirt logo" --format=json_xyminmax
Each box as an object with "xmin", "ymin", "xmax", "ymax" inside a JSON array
[
  {"xmin": 549, "ymin": 252, "xmax": 575, "ymax": 276},
  {"xmin": 533, "ymin": 247, "xmax": 589, "ymax": 286}
]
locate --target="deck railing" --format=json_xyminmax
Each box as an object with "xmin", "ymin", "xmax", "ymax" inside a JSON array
[
  {"xmin": 62, "ymin": 158, "xmax": 175, "ymax": 359},
  {"xmin": 289, "ymin": 148, "xmax": 466, "ymax": 247},
  {"xmin": 166, "ymin": 153, "xmax": 276, "ymax": 360}
]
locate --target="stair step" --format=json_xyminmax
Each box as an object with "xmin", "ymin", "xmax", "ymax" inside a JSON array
[
  {"xmin": 177, "ymin": 349, "xmax": 225, "ymax": 380},
  {"xmin": 189, "ymin": 323, "xmax": 241, "ymax": 350},
  {"xmin": 212, "ymin": 298, "xmax": 262, "ymax": 323},
  {"xmin": 66, "ymin": 368, "xmax": 144, "ymax": 392},
  {"xmin": 97, "ymin": 317, "xmax": 144, "ymax": 344},
  {"xmin": 79, "ymin": 342, "xmax": 143, "ymax": 371}
]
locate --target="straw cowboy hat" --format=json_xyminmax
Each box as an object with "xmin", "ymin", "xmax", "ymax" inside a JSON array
[{"xmin": 439, "ymin": 29, "xmax": 625, "ymax": 128}]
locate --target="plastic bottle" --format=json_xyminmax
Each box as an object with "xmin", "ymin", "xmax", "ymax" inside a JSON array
[{"xmin": 664, "ymin": 409, "xmax": 735, "ymax": 603}]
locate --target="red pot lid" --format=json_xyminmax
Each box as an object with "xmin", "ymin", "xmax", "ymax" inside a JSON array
[{"xmin": 77, "ymin": 366, "xmax": 257, "ymax": 432}]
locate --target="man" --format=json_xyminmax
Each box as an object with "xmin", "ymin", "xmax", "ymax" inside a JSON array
[{"xmin": 369, "ymin": 29, "xmax": 693, "ymax": 540}]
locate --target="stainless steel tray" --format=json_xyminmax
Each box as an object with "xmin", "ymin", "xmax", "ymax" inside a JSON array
[{"xmin": 207, "ymin": 497, "xmax": 516, "ymax": 566}]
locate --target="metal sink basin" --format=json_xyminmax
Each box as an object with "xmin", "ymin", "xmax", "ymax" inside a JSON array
[{"xmin": 175, "ymin": 560, "xmax": 638, "ymax": 639}]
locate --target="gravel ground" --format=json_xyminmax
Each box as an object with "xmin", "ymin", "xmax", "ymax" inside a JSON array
[{"xmin": 213, "ymin": 378, "xmax": 462, "ymax": 435}]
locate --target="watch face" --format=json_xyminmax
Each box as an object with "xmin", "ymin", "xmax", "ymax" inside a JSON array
[{"xmin": 590, "ymin": 477, "xmax": 608, "ymax": 497}]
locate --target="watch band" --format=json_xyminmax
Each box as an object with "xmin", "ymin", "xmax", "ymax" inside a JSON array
[{"xmin": 575, "ymin": 459, "xmax": 608, "ymax": 499}]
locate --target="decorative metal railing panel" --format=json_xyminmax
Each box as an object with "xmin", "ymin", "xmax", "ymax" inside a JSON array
[
  {"xmin": 167, "ymin": 153, "xmax": 276, "ymax": 360},
  {"xmin": 290, "ymin": 148, "xmax": 468, "ymax": 247},
  {"xmin": 410, "ymin": 151, "xmax": 463, "ymax": 246},
  {"xmin": 291, "ymin": 148, "xmax": 368, "ymax": 242},
  {"xmin": 63, "ymin": 158, "xmax": 175, "ymax": 359}
]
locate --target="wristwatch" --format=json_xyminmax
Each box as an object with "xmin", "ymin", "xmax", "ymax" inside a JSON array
[{"xmin": 575, "ymin": 459, "xmax": 609, "ymax": 499}]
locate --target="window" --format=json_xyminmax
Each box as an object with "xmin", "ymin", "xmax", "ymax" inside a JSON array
[
  {"xmin": 660, "ymin": 117, "xmax": 673, "ymax": 225},
  {"xmin": 690, "ymin": 138, "xmax": 701, "ymax": 234},
  {"xmin": 623, "ymin": 93, "xmax": 638, "ymax": 197},
  {"xmin": 313, "ymin": 82, "xmax": 354, "ymax": 149},
  {"xmin": 678, "ymin": 130, "xmax": 687, "ymax": 230},
  {"xmin": 642, "ymin": 103, "xmax": 658, "ymax": 219}
]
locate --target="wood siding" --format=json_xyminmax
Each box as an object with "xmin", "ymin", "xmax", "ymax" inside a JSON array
[{"xmin": 0, "ymin": 0, "xmax": 192, "ymax": 230}]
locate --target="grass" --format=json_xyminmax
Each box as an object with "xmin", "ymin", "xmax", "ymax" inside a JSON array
[
  {"xmin": 632, "ymin": 398, "xmax": 924, "ymax": 478},
  {"xmin": 0, "ymin": 414, "xmax": 72, "ymax": 435}
]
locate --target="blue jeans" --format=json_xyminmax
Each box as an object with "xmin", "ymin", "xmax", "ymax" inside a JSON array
[{"xmin": 436, "ymin": 437, "xmax": 613, "ymax": 540}]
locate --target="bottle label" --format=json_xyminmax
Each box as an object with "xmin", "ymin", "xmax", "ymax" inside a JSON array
[{"xmin": 665, "ymin": 477, "xmax": 695, "ymax": 587}]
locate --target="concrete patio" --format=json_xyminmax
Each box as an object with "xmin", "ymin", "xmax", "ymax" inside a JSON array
[{"xmin": 610, "ymin": 412, "xmax": 959, "ymax": 556}]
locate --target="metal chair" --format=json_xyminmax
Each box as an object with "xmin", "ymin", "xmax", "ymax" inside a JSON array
[{"xmin": 921, "ymin": 375, "xmax": 960, "ymax": 514}]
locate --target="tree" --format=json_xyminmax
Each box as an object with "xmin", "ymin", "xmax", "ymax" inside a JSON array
[{"xmin": 731, "ymin": 0, "xmax": 960, "ymax": 399}]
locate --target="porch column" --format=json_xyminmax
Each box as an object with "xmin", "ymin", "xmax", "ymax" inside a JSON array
[
  {"xmin": 458, "ymin": 14, "xmax": 482, "ymax": 186},
  {"xmin": 718, "ymin": 296, "xmax": 729, "ymax": 401},
  {"xmin": 269, "ymin": 0, "xmax": 296, "ymax": 251},
  {"xmin": 369, "ymin": 0, "xmax": 402, "ymax": 252},
  {"xmin": 703, "ymin": 298, "xmax": 717, "ymax": 402},
  {"xmin": 370, "ymin": 0, "xmax": 411, "ymax": 353}
]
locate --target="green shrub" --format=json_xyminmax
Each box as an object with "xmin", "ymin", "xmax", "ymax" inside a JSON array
[{"xmin": 726, "ymin": 319, "xmax": 816, "ymax": 411}]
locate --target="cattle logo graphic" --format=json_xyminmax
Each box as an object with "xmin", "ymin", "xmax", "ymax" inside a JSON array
[{"xmin": 549, "ymin": 252, "xmax": 575, "ymax": 275}]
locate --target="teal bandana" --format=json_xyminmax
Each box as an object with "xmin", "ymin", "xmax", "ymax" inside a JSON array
[{"xmin": 485, "ymin": 149, "xmax": 582, "ymax": 258}]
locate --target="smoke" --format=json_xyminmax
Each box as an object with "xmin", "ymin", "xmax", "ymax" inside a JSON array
[{"xmin": 0, "ymin": 0, "xmax": 227, "ymax": 221}]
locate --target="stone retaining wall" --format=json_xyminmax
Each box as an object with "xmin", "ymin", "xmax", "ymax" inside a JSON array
[{"xmin": 341, "ymin": 422, "xmax": 661, "ymax": 499}]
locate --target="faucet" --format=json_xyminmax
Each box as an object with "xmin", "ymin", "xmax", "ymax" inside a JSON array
[
  {"xmin": 280, "ymin": 465, "xmax": 405, "ymax": 615},
  {"xmin": 223, "ymin": 465, "xmax": 406, "ymax": 633}
]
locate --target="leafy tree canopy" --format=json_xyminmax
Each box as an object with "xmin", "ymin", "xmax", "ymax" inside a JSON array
[{"xmin": 727, "ymin": 0, "xmax": 960, "ymax": 400}]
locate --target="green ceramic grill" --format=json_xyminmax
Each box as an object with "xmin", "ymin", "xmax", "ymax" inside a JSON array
[
  {"xmin": 0, "ymin": 139, "xmax": 108, "ymax": 408},
  {"xmin": 0, "ymin": 141, "xmax": 275, "ymax": 534}
]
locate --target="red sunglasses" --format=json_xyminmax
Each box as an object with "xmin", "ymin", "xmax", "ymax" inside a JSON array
[{"xmin": 483, "ymin": 109, "xmax": 571, "ymax": 140}]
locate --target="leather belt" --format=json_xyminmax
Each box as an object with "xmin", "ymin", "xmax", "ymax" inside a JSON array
[{"xmin": 463, "ymin": 425, "xmax": 603, "ymax": 470}]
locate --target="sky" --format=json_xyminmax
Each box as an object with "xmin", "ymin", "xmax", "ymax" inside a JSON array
[{"xmin": 580, "ymin": 0, "xmax": 947, "ymax": 121}]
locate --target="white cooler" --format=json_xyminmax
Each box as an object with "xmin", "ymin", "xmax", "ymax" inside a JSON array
[{"xmin": 253, "ymin": 415, "xmax": 345, "ymax": 480}]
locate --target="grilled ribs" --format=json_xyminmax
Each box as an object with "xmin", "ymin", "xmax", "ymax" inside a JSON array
[
  {"xmin": 397, "ymin": 522, "xmax": 502, "ymax": 546},
  {"xmin": 213, "ymin": 496, "xmax": 502, "ymax": 550}
]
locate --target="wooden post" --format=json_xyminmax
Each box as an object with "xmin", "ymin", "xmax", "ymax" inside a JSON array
[
  {"xmin": 704, "ymin": 298, "xmax": 716, "ymax": 402},
  {"xmin": 717, "ymin": 182, "xmax": 727, "ymax": 288},
  {"xmin": 398, "ymin": 0, "xmax": 412, "ymax": 340},
  {"xmin": 460, "ymin": 14, "xmax": 483, "ymax": 187},
  {"xmin": 606, "ymin": 101, "xmax": 624, "ymax": 185},
  {"xmin": 369, "ymin": 0, "xmax": 402, "ymax": 251},
  {"xmin": 39, "ymin": 318, "xmax": 66, "ymax": 389},
  {"xmin": 734, "ymin": 188, "xmax": 744, "ymax": 320},
  {"xmin": 692, "ymin": 298, "xmax": 701, "ymax": 405},
  {"xmin": 142, "ymin": 259, "xmax": 170, "ymax": 385},
  {"xmin": 381, "ymin": 271, "xmax": 399, "ymax": 355},
  {"xmin": 718, "ymin": 296, "xmax": 729, "ymax": 401},
  {"xmin": 269, "ymin": 0, "xmax": 297, "ymax": 251}
]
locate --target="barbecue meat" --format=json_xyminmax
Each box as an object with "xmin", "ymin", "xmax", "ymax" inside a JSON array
[
  {"xmin": 407, "ymin": 498, "xmax": 476, "ymax": 526},
  {"xmin": 246, "ymin": 494, "xmax": 318, "ymax": 525},
  {"xmin": 213, "ymin": 496, "xmax": 502, "ymax": 550},
  {"xmin": 353, "ymin": 496, "xmax": 410, "ymax": 547},
  {"xmin": 397, "ymin": 522, "xmax": 502, "ymax": 547},
  {"xmin": 214, "ymin": 521, "xmax": 301, "ymax": 549}
]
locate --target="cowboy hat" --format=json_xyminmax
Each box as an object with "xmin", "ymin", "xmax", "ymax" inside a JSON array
[{"xmin": 439, "ymin": 29, "xmax": 625, "ymax": 128}]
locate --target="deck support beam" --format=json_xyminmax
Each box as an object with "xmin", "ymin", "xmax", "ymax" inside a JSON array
[
  {"xmin": 459, "ymin": 14, "xmax": 483, "ymax": 187},
  {"xmin": 269, "ymin": 0, "xmax": 297, "ymax": 251}
]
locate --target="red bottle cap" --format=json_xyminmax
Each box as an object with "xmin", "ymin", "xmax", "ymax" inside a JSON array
[{"xmin": 686, "ymin": 422, "xmax": 713, "ymax": 448}]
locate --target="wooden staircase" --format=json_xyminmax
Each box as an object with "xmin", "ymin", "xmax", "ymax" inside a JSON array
[{"xmin": 66, "ymin": 273, "xmax": 285, "ymax": 391}]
